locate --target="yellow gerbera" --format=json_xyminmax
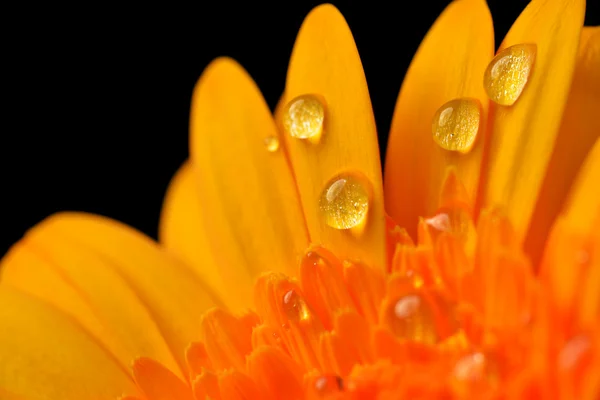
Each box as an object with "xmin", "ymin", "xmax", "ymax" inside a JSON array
[{"xmin": 1, "ymin": 0, "xmax": 598, "ymax": 399}]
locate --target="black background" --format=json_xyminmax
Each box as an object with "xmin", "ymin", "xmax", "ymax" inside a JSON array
[{"xmin": 2, "ymin": 1, "xmax": 599, "ymax": 256}]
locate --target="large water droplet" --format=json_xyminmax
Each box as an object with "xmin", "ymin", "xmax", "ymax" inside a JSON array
[
  {"xmin": 319, "ymin": 174, "xmax": 369, "ymax": 230},
  {"xmin": 282, "ymin": 94, "xmax": 325, "ymax": 140},
  {"xmin": 432, "ymin": 98, "xmax": 481, "ymax": 153},
  {"xmin": 282, "ymin": 289, "xmax": 310, "ymax": 322},
  {"xmin": 484, "ymin": 43, "xmax": 536, "ymax": 106},
  {"xmin": 263, "ymin": 135, "xmax": 279, "ymax": 152}
]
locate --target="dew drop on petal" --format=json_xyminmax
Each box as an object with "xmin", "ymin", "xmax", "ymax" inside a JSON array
[
  {"xmin": 559, "ymin": 335, "xmax": 590, "ymax": 370},
  {"xmin": 390, "ymin": 294, "xmax": 438, "ymax": 344},
  {"xmin": 319, "ymin": 174, "xmax": 369, "ymax": 230},
  {"xmin": 432, "ymin": 98, "xmax": 481, "ymax": 153},
  {"xmin": 425, "ymin": 213, "xmax": 451, "ymax": 232},
  {"xmin": 263, "ymin": 135, "xmax": 279, "ymax": 152},
  {"xmin": 282, "ymin": 289, "xmax": 310, "ymax": 322},
  {"xmin": 454, "ymin": 352, "xmax": 486, "ymax": 381},
  {"xmin": 282, "ymin": 94, "xmax": 325, "ymax": 139},
  {"xmin": 484, "ymin": 43, "xmax": 536, "ymax": 106},
  {"xmin": 312, "ymin": 374, "xmax": 344, "ymax": 395}
]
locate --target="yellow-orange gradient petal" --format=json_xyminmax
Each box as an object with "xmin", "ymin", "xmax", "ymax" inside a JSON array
[
  {"xmin": 2, "ymin": 212, "xmax": 221, "ymax": 377},
  {"xmin": 159, "ymin": 160, "xmax": 227, "ymax": 307},
  {"xmin": 189, "ymin": 57, "xmax": 309, "ymax": 310},
  {"xmin": 384, "ymin": 0, "xmax": 494, "ymax": 239},
  {"xmin": 0, "ymin": 238, "xmax": 183, "ymax": 381},
  {"xmin": 284, "ymin": 4, "xmax": 387, "ymax": 270},
  {"xmin": 525, "ymin": 27, "xmax": 600, "ymax": 263},
  {"xmin": 540, "ymin": 139, "xmax": 600, "ymax": 330},
  {"xmin": 482, "ymin": 0, "xmax": 585, "ymax": 240},
  {"xmin": 0, "ymin": 286, "xmax": 140, "ymax": 399}
]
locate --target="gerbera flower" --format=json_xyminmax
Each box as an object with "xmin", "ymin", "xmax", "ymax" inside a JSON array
[{"xmin": 1, "ymin": 0, "xmax": 598, "ymax": 398}]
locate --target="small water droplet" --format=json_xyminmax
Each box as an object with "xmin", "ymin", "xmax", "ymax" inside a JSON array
[
  {"xmin": 282, "ymin": 289, "xmax": 310, "ymax": 322},
  {"xmin": 432, "ymin": 98, "xmax": 481, "ymax": 153},
  {"xmin": 387, "ymin": 291, "xmax": 458, "ymax": 343},
  {"xmin": 263, "ymin": 135, "xmax": 279, "ymax": 152},
  {"xmin": 425, "ymin": 213, "xmax": 451, "ymax": 232},
  {"xmin": 559, "ymin": 335, "xmax": 590, "ymax": 370},
  {"xmin": 484, "ymin": 43, "xmax": 537, "ymax": 106},
  {"xmin": 319, "ymin": 174, "xmax": 369, "ymax": 230},
  {"xmin": 390, "ymin": 294, "xmax": 437, "ymax": 343},
  {"xmin": 282, "ymin": 94, "xmax": 325, "ymax": 140},
  {"xmin": 454, "ymin": 352, "xmax": 486, "ymax": 381},
  {"xmin": 313, "ymin": 375, "xmax": 344, "ymax": 395}
]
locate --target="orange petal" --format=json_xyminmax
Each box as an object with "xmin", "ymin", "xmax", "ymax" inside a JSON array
[
  {"xmin": 192, "ymin": 369, "xmax": 221, "ymax": 400},
  {"xmin": 200, "ymin": 308, "xmax": 254, "ymax": 371},
  {"xmin": 5, "ymin": 212, "xmax": 221, "ymax": 376},
  {"xmin": 482, "ymin": 0, "xmax": 585, "ymax": 240},
  {"xmin": 299, "ymin": 247, "xmax": 356, "ymax": 330},
  {"xmin": 0, "ymin": 286, "xmax": 140, "ymax": 399},
  {"xmin": 159, "ymin": 161, "xmax": 227, "ymax": 307},
  {"xmin": 247, "ymin": 346, "xmax": 304, "ymax": 400},
  {"xmin": 132, "ymin": 357, "xmax": 193, "ymax": 400},
  {"xmin": 185, "ymin": 342, "xmax": 212, "ymax": 379},
  {"xmin": 524, "ymin": 27, "xmax": 600, "ymax": 264},
  {"xmin": 218, "ymin": 370, "xmax": 261, "ymax": 400},
  {"xmin": 384, "ymin": 0, "xmax": 494, "ymax": 238},
  {"xmin": 189, "ymin": 57, "xmax": 309, "ymax": 310},
  {"xmin": 283, "ymin": 4, "xmax": 387, "ymax": 270}
]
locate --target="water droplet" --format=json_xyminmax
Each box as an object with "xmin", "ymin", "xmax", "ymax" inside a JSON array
[
  {"xmin": 425, "ymin": 213, "xmax": 451, "ymax": 232},
  {"xmin": 282, "ymin": 289, "xmax": 310, "ymax": 322},
  {"xmin": 454, "ymin": 352, "xmax": 486, "ymax": 381},
  {"xmin": 313, "ymin": 375, "xmax": 344, "ymax": 395},
  {"xmin": 389, "ymin": 294, "xmax": 438, "ymax": 344},
  {"xmin": 263, "ymin": 135, "xmax": 279, "ymax": 152},
  {"xmin": 484, "ymin": 43, "xmax": 537, "ymax": 106},
  {"xmin": 387, "ymin": 291, "xmax": 458, "ymax": 343},
  {"xmin": 319, "ymin": 174, "xmax": 369, "ymax": 230},
  {"xmin": 282, "ymin": 94, "xmax": 325, "ymax": 140},
  {"xmin": 559, "ymin": 335, "xmax": 590, "ymax": 370},
  {"xmin": 432, "ymin": 98, "xmax": 481, "ymax": 153}
]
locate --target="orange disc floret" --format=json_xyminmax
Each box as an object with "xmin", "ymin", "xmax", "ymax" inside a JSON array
[{"xmin": 130, "ymin": 172, "xmax": 600, "ymax": 400}]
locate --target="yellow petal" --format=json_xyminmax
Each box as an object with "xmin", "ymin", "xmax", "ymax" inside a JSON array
[
  {"xmin": 481, "ymin": 0, "xmax": 585, "ymax": 239},
  {"xmin": 0, "ymin": 286, "xmax": 140, "ymax": 399},
  {"xmin": 524, "ymin": 27, "xmax": 600, "ymax": 262},
  {"xmin": 159, "ymin": 160, "xmax": 228, "ymax": 308},
  {"xmin": 1, "ymin": 219, "xmax": 184, "ymax": 379},
  {"xmin": 4, "ymin": 212, "xmax": 221, "ymax": 376},
  {"xmin": 384, "ymin": 0, "xmax": 494, "ymax": 238},
  {"xmin": 189, "ymin": 57, "xmax": 309, "ymax": 309},
  {"xmin": 283, "ymin": 4, "xmax": 386, "ymax": 270},
  {"xmin": 563, "ymin": 139, "xmax": 600, "ymax": 234},
  {"xmin": 540, "ymin": 139, "xmax": 600, "ymax": 327}
]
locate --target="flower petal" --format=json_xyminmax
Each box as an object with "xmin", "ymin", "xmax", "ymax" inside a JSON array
[
  {"xmin": 4, "ymin": 212, "xmax": 221, "ymax": 377},
  {"xmin": 384, "ymin": 0, "xmax": 494, "ymax": 238},
  {"xmin": 132, "ymin": 357, "xmax": 194, "ymax": 400},
  {"xmin": 159, "ymin": 160, "xmax": 229, "ymax": 307},
  {"xmin": 481, "ymin": 0, "xmax": 585, "ymax": 239},
  {"xmin": 0, "ymin": 285, "xmax": 140, "ymax": 399},
  {"xmin": 284, "ymin": 4, "xmax": 386, "ymax": 270},
  {"xmin": 189, "ymin": 57, "xmax": 309, "ymax": 309},
  {"xmin": 524, "ymin": 27, "xmax": 600, "ymax": 262},
  {"xmin": 1, "ymin": 224, "xmax": 184, "ymax": 379}
]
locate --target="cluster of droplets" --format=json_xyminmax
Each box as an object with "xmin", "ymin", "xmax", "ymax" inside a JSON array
[{"xmin": 267, "ymin": 43, "xmax": 537, "ymax": 233}]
